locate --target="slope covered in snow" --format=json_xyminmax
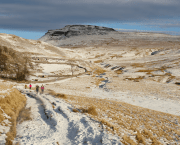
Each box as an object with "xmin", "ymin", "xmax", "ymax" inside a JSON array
[
  {"xmin": 13, "ymin": 89, "xmax": 122, "ymax": 145},
  {"xmin": 1, "ymin": 29, "xmax": 180, "ymax": 144}
]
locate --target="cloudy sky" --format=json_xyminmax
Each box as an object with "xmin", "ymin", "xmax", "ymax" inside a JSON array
[{"xmin": 0, "ymin": 0, "xmax": 180, "ymax": 39}]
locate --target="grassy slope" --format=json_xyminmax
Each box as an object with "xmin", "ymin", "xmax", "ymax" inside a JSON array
[
  {"xmin": 0, "ymin": 81, "xmax": 28, "ymax": 145},
  {"xmin": 47, "ymin": 90, "xmax": 180, "ymax": 144}
]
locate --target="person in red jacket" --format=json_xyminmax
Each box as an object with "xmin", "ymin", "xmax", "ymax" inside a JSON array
[
  {"xmin": 29, "ymin": 84, "xmax": 32, "ymax": 89},
  {"xmin": 41, "ymin": 85, "xmax": 44, "ymax": 94}
]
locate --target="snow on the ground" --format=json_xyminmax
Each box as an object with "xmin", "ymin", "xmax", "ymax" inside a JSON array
[
  {"xmin": 48, "ymin": 86, "xmax": 180, "ymax": 116},
  {"xmin": 39, "ymin": 64, "xmax": 71, "ymax": 74},
  {"xmin": 165, "ymin": 68, "xmax": 180, "ymax": 76},
  {"xmin": 90, "ymin": 88, "xmax": 180, "ymax": 116},
  {"xmin": 44, "ymin": 74, "xmax": 180, "ymax": 117},
  {"xmin": 0, "ymin": 107, "xmax": 11, "ymax": 145},
  {"xmin": 0, "ymin": 89, "xmax": 11, "ymax": 94},
  {"xmin": 14, "ymin": 89, "xmax": 122, "ymax": 145}
]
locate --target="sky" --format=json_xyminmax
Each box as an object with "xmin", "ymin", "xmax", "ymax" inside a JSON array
[{"xmin": 0, "ymin": 0, "xmax": 180, "ymax": 40}]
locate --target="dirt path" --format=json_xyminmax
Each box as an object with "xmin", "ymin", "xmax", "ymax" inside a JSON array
[{"xmin": 14, "ymin": 89, "xmax": 122, "ymax": 145}]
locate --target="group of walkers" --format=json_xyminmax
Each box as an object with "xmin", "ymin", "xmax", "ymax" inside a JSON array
[
  {"xmin": 35, "ymin": 85, "xmax": 44, "ymax": 94},
  {"xmin": 25, "ymin": 84, "xmax": 44, "ymax": 94}
]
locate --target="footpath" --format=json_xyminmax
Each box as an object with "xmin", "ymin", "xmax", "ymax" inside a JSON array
[{"xmin": 13, "ymin": 89, "xmax": 122, "ymax": 145}]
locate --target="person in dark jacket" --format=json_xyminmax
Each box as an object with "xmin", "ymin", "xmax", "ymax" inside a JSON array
[{"xmin": 36, "ymin": 85, "xmax": 39, "ymax": 94}]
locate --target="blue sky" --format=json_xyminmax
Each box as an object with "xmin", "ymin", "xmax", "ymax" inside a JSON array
[
  {"xmin": 0, "ymin": 29, "xmax": 45, "ymax": 40},
  {"xmin": 0, "ymin": 0, "xmax": 180, "ymax": 40}
]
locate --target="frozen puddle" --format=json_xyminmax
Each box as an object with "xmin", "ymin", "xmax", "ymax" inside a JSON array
[{"xmin": 14, "ymin": 90, "xmax": 122, "ymax": 145}]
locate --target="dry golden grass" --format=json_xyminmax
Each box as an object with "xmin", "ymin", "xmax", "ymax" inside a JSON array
[
  {"xmin": 0, "ymin": 83, "xmax": 13, "ymax": 90},
  {"xmin": 110, "ymin": 54, "xmax": 123, "ymax": 59},
  {"xmin": 48, "ymin": 90, "xmax": 67, "ymax": 99},
  {"xmin": 58, "ymin": 94, "xmax": 180, "ymax": 144},
  {"xmin": 94, "ymin": 78, "xmax": 105, "ymax": 86},
  {"xmin": 137, "ymin": 66, "xmax": 172, "ymax": 75},
  {"xmin": 137, "ymin": 69, "xmax": 155, "ymax": 75},
  {"xmin": 136, "ymin": 131, "xmax": 146, "ymax": 144},
  {"xmin": 95, "ymin": 54, "xmax": 105, "ymax": 58},
  {"xmin": 86, "ymin": 106, "xmax": 98, "ymax": 116},
  {"xmin": 125, "ymin": 76, "xmax": 145, "ymax": 82},
  {"xmin": 0, "ymin": 86, "xmax": 27, "ymax": 145},
  {"xmin": 91, "ymin": 66, "xmax": 106, "ymax": 75},
  {"xmin": 76, "ymin": 106, "xmax": 98, "ymax": 116},
  {"xmin": 56, "ymin": 93, "xmax": 67, "ymax": 99},
  {"xmin": 52, "ymin": 104, "xmax": 55, "ymax": 109},
  {"xmin": 94, "ymin": 60, "xmax": 103, "ymax": 63},
  {"xmin": 17, "ymin": 107, "xmax": 32, "ymax": 124},
  {"xmin": 115, "ymin": 69, "xmax": 123, "ymax": 74},
  {"xmin": 131, "ymin": 63, "xmax": 144, "ymax": 68},
  {"xmin": 72, "ymin": 108, "xmax": 79, "ymax": 112},
  {"xmin": 122, "ymin": 135, "xmax": 137, "ymax": 145}
]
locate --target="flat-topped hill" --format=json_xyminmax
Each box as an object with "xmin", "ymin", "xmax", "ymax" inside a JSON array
[
  {"xmin": 39, "ymin": 25, "xmax": 116, "ymax": 41},
  {"xmin": 39, "ymin": 25, "xmax": 180, "ymax": 47}
]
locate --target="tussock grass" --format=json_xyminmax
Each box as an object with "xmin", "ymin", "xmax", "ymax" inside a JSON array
[
  {"xmin": 94, "ymin": 78, "xmax": 105, "ymax": 86},
  {"xmin": 125, "ymin": 76, "xmax": 145, "ymax": 82},
  {"xmin": 72, "ymin": 106, "xmax": 97, "ymax": 116},
  {"xmin": 48, "ymin": 90, "xmax": 67, "ymax": 99},
  {"xmin": 72, "ymin": 108, "xmax": 79, "ymax": 112},
  {"xmin": 95, "ymin": 54, "xmax": 105, "ymax": 58},
  {"xmin": 62, "ymin": 95, "xmax": 180, "ymax": 144},
  {"xmin": 0, "ymin": 83, "xmax": 12, "ymax": 90},
  {"xmin": 110, "ymin": 54, "xmax": 123, "ymax": 59},
  {"xmin": 131, "ymin": 63, "xmax": 144, "ymax": 68},
  {"xmin": 137, "ymin": 69, "xmax": 155, "ymax": 75},
  {"xmin": 115, "ymin": 69, "xmax": 123, "ymax": 74},
  {"xmin": 79, "ymin": 106, "xmax": 98, "ymax": 116},
  {"xmin": 137, "ymin": 66, "xmax": 171, "ymax": 75},
  {"xmin": 17, "ymin": 107, "xmax": 32, "ymax": 124},
  {"xmin": 86, "ymin": 106, "xmax": 98, "ymax": 116},
  {"xmin": 136, "ymin": 131, "xmax": 146, "ymax": 144},
  {"xmin": 0, "ymin": 86, "xmax": 26, "ymax": 145},
  {"xmin": 56, "ymin": 93, "xmax": 67, "ymax": 99},
  {"xmin": 91, "ymin": 67, "xmax": 106, "ymax": 75},
  {"xmin": 122, "ymin": 135, "xmax": 137, "ymax": 145},
  {"xmin": 94, "ymin": 60, "xmax": 103, "ymax": 63}
]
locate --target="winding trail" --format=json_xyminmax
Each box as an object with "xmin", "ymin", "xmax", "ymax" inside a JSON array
[{"xmin": 14, "ymin": 89, "xmax": 122, "ymax": 145}]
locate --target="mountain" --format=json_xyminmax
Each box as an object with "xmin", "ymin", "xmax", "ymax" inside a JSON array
[
  {"xmin": 39, "ymin": 25, "xmax": 180, "ymax": 48},
  {"xmin": 39, "ymin": 25, "xmax": 118, "ymax": 47}
]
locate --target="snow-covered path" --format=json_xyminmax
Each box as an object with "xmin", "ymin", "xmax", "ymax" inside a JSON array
[{"xmin": 14, "ymin": 90, "xmax": 122, "ymax": 145}]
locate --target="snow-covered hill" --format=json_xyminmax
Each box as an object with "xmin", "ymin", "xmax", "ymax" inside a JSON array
[{"xmin": 0, "ymin": 29, "xmax": 180, "ymax": 144}]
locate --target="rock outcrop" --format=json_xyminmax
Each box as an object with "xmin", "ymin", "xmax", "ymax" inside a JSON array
[
  {"xmin": 39, "ymin": 25, "xmax": 116, "ymax": 45},
  {"xmin": 39, "ymin": 25, "xmax": 180, "ymax": 48}
]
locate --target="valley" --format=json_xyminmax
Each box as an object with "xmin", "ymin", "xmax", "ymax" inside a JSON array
[{"xmin": 0, "ymin": 26, "xmax": 180, "ymax": 144}]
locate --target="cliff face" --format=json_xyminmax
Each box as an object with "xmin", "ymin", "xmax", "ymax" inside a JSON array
[{"xmin": 39, "ymin": 25, "xmax": 116, "ymax": 43}]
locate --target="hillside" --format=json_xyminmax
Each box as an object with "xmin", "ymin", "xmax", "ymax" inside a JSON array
[{"xmin": 0, "ymin": 26, "xmax": 180, "ymax": 144}]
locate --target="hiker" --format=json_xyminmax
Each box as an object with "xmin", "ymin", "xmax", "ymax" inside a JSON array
[
  {"xmin": 25, "ymin": 84, "xmax": 27, "ymax": 89},
  {"xmin": 36, "ymin": 85, "xmax": 39, "ymax": 94},
  {"xmin": 41, "ymin": 85, "xmax": 44, "ymax": 94},
  {"xmin": 29, "ymin": 84, "xmax": 32, "ymax": 89}
]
